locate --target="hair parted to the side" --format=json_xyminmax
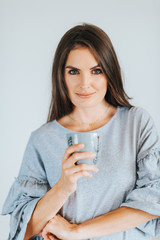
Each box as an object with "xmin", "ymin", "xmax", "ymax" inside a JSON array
[{"xmin": 47, "ymin": 23, "xmax": 133, "ymax": 122}]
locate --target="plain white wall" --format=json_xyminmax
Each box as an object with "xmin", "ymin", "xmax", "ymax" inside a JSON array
[{"xmin": 1, "ymin": 0, "xmax": 160, "ymax": 239}]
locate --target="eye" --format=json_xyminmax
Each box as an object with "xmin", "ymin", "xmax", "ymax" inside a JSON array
[
  {"xmin": 68, "ymin": 69, "xmax": 79, "ymax": 75},
  {"xmin": 92, "ymin": 68, "xmax": 103, "ymax": 74}
]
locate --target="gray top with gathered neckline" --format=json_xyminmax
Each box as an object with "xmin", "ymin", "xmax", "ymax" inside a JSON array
[{"xmin": 2, "ymin": 106, "xmax": 160, "ymax": 240}]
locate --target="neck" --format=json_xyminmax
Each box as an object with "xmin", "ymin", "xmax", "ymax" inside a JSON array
[{"xmin": 69, "ymin": 102, "xmax": 110, "ymax": 124}]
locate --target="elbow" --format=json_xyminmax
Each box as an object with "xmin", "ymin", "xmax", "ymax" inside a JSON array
[{"xmin": 24, "ymin": 221, "xmax": 34, "ymax": 240}]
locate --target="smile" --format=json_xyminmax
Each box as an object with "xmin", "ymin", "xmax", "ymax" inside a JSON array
[{"xmin": 76, "ymin": 92, "xmax": 96, "ymax": 98}]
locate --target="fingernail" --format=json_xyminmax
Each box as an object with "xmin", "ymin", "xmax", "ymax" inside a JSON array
[
  {"xmin": 79, "ymin": 143, "xmax": 84, "ymax": 147},
  {"xmin": 91, "ymin": 153, "xmax": 96, "ymax": 157}
]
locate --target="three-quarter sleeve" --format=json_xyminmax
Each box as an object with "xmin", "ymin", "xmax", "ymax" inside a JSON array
[
  {"xmin": 2, "ymin": 133, "xmax": 50, "ymax": 240},
  {"xmin": 121, "ymin": 109, "xmax": 160, "ymax": 237}
]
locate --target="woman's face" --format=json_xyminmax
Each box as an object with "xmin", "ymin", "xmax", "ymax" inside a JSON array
[{"xmin": 64, "ymin": 47, "xmax": 108, "ymax": 109}]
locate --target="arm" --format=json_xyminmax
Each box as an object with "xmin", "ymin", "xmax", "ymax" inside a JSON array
[
  {"xmin": 25, "ymin": 143, "xmax": 98, "ymax": 239},
  {"xmin": 24, "ymin": 181, "xmax": 70, "ymax": 240},
  {"xmin": 76, "ymin": 206, "xmax": 158, "ymax": 239},
  {"xmin": 41, "ymin": 207, "xmax": 158, "ymax": 240}
]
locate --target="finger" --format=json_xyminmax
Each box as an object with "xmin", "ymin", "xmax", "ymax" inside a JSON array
[
  {"xmin": 65, "ymin": 163, "xmax": 99, "ymax": 175},
  {"xmin": 42, "ymin": 234, "xmax": 52, "ymax": 240},
  {"xmin": 42, "ymin": 233, "xmax": 51, "ymax": 240},
  {"xmin": 69, "ymin": 151, "xmax": 96, "ymax": 165},
  {"xmin": 63, "ymin": 143, "xmax": 84, "ymax": 162},
  {"xmin": 48, "ymin": 234, "xmax": 57, "ymax": 240},
  {"xmin": 42, "ymin": 227, "xmax": 50, "ymax": 240},
  {"xmin": 41, "ymin": 232, "xmax": 48, "ymax": 240},
  {"xmin": 72, "ymin": 170, "xmax": 94, "ymax": 181}
]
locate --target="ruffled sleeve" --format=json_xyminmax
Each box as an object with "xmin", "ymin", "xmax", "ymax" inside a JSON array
[
  {"xmin": 121, "ymin": 109, "xmax": 160, "ymax": 237},
  {"xmin": 2, "ymin": 133, "xmax": 50, "ymax": 240}
]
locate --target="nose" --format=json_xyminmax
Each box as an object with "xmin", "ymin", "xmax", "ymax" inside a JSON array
[{"xmin": 79, "ymin": 72, "xmax": 91, "ymax": 89}]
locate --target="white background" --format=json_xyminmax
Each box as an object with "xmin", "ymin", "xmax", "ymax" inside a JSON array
[{"xmin": 0, "ymin": 0, "xmax": 160, "ymax": 239}]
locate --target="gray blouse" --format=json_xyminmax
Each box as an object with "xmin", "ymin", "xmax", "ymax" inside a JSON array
[{"xmin": 2, "ymin": 106, "xmax": 160, "ymax": 240}]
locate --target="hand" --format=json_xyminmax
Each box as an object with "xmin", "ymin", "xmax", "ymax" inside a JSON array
[
  {"xmin": 58, "ymin": 143, "xmax": 99, "ymax": 195},
  {"xmin": 41, "ymin": 214, "xmax": 79, "ymax": 240}
]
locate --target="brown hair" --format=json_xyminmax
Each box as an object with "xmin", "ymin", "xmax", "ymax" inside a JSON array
[{"xmin": 47, "ymin": 23, "xmax": 133, "ymax": 122}]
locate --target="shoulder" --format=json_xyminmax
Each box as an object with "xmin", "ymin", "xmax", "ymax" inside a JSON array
[
  {"xmin": 118, "ymin": 106, "xmax": 159, "ymax": 148},
  {"xmin": 32, "ymin": 120, "xmax": 57, "ymax": 135},
  {"xmin": 117, "ymin": 106, "xmax": 158, "ymax": 136},
  {"xmin": 119, "ymin": 106, "xmax": 153, "ymax": 124},
  {"xmin": 28, "ymin": 120, "xmax": 60, "ymax": 145}
]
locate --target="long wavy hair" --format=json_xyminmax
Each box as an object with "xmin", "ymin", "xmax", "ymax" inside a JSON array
[{"xmin": 47, "ymin": 23, "xmax": 133, "ymax": 122}]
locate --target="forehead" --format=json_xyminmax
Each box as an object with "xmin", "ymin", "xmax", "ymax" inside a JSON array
[{"xmin": 65, "ymin": 47, "xmax": 98, "ymax": 66}]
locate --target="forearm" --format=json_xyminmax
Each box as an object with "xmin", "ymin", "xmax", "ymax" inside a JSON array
[
  {"xmin": 76, "ymin": 207, "xmax": 158, "ymax": 239},
  {"xmin": 24, "ymin": 181, "xmax": 70, "ymax": 240}
]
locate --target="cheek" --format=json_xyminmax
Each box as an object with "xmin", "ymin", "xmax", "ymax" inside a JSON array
[
  {"xmin": 65, "ymin": 80, "xmax": 76, "ymax": 92},
  {"xmin": 65, "ymin": 79, "xmax": 77, "ymax": 99},
  {"xmin": 65, "ymin": 75, "xmax": 79, "ymax": 92},
  {"xmin": 95, "ymin": 78, "xmax": 107, "ymax": 91}
]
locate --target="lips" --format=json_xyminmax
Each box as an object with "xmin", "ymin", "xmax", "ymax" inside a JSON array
[{"xmin": 76, "ymin": 92, "xmax": 95, "ymax": 98}]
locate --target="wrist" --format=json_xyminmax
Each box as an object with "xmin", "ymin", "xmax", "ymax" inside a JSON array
[
  {"xmin": 69, "ymin": 224, "xmax": 82, "ymax": 240},
  {"xmin": 55, "ymin": 180, "xmax": 72, "ymax": 198}
]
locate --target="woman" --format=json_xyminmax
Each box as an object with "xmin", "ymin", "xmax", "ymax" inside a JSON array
[{"xmin": 2, "ymin": 23, "xmax": 160, "ymax": 240}]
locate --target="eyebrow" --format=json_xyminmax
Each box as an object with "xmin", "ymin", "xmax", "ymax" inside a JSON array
[{"xmin": 65, "ymin": 64, "xmax": 100, "ymax": 70}]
